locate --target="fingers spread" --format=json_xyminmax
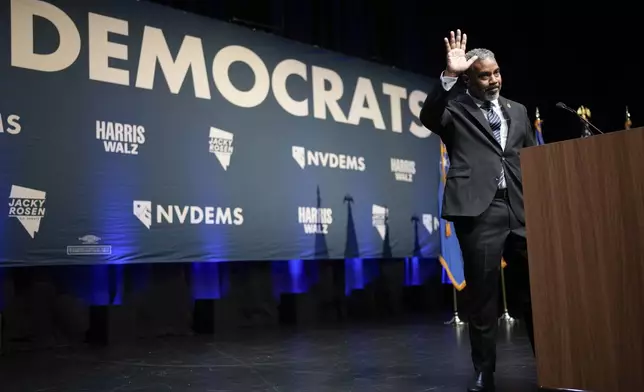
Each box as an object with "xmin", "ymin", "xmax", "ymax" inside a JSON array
[{"xmin": 444, "ymin": 37, "xmax": 451, "ymax": 53}]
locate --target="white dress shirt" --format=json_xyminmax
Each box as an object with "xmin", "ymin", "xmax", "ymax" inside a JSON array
[{"xmin": 440, "ymin": 72, "xmax": 508, "ymax": 189}]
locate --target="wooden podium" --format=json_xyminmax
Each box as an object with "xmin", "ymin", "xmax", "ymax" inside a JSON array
[{"xmin": 520, "ymin": 127, "xmax": 644, "ymax": 392}]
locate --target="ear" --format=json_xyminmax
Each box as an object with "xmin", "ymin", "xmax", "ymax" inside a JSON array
[{"xmin": 461, "ymin": 73, "xmax": 470, "ymax": 85}]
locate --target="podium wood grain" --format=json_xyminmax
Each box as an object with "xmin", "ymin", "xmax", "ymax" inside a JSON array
[{"xmin": 520, "ymin": 127, "xmax": 644, "ymax": 392}]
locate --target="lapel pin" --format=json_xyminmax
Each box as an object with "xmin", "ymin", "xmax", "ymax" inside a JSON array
[{"xmin": 507, "ymin": 103, "xmax": 511, "ymax": 108}]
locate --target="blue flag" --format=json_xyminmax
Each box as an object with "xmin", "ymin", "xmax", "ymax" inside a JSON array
[
  {"xmin": 535, "ymin": 108, "xmax": 545, "ymax": 145},
  {"xmin": 438, "ymin": 141, "xmax": 466, "ymax": 290}
]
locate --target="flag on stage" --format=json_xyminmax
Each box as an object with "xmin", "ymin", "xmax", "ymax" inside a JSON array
[
  {"xmin": 577, "ymin": 105, "xmax": 593, "ymax": 138},
  {"xmin": 625, "ymin": 106, "xmax": 632, "ymax": 130},
  {"xmin": 535, "ymin": 107, "xmax": 545, "ymax": 145},
  {"xmin": 438, "ymin": 141, "xmax": 508, "ymax": 290},
  {"xmin": 438, "ymin": 141, "xmax": 466, "ymax": 290}
]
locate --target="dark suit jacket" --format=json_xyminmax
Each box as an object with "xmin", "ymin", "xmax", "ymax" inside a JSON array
[{"xmin": 420, "ymin": 79, "xmax": 536, "ymax": 224}]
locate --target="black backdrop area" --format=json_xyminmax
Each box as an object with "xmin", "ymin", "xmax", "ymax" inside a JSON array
[{"xmin": 156, "ymin": 0, "xmax": 638, "ymax": 140}]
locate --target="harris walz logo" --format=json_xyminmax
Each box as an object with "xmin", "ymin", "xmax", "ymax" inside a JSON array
[
  {"xmin": 390, "ymin": 158, "xmax": 415, "ymax": 182},
  {"xmin": 298, "ymin": 206, "xmax": 333, "ymax": 234},
  {"xmin": 96, "ymin": 120, "xmax": 146, "ymax": 155},
  {"xmin": 67, "ymin": 234, "xmax": 112, "ymax": 256}
]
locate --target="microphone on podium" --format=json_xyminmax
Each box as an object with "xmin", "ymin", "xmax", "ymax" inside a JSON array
[{"xmin": 555, "ymin": 102, "xmax": 604, "ymax": 135}]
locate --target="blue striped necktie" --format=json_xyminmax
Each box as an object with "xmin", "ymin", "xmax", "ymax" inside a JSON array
[{"xmin": 482, "ymin": 101, "xmax": 505, "ymax": 188}]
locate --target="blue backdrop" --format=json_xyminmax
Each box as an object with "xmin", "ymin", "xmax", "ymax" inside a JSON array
[{"xmin": 0, "ymin": 0, "xmax": 441, "ymax": 265}]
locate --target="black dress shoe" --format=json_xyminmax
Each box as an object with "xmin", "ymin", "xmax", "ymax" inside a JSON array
[{"xmin": 467, "ymin": 372, "xmax": 495, "ymax": 392}]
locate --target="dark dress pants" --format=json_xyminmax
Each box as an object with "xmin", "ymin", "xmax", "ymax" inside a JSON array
[{"xmin": 453, "ymin": 191, "xmax": 535, "ymax": 373}]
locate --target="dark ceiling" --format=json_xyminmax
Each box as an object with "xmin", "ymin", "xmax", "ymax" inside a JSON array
[{"xmin": 145, "ymin": 0, "xmax": 640, "ymax": 141}]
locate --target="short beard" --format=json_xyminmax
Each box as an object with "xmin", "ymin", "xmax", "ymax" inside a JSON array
[{"xmin": 484, "ymin": 89, "xmax": 500, "ymax": 101}]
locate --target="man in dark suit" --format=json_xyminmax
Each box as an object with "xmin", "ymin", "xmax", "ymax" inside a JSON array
[{"xmin": 420, "ymin": 30, "xmax": 536, "ymax": 392}]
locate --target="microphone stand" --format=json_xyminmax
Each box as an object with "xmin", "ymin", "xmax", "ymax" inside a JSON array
[
  {"xmin": 556, "ymin": 103, "xmax": 604, "ymax": 135},
  {"xmin": 577, "ymin": 115, "xmax": 603, "ymax": 136}
]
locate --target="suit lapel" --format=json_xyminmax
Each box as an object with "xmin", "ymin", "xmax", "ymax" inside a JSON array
[
  {"xmin": 455, "ymin": 94, "xmax": 497, "ymax": 144},
  {"xmin": 498, "ymin": 96, "xmax": 517, "ymax": 145}
]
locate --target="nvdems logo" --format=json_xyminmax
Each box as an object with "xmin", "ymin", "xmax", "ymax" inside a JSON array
[
  {"xmin": 133, "ymin": 201, "xmax": 153, "ymax": 229},
  {"xmin": 133, "ymin": 200, "xmax": 243, "ymax": 229},
  {"xmin": 209, "ymin": 127, "xmax": 234, "ymax": 170},
  {"xmin": 7, "ymin": 185, "xmax": 46, "ymax": 238},
  {"xmin": 298, "ymin": 207, "xmax": 332, "ymax": 234},
  {"xmin": 292, "ymin": 146, "xmax": 365, "ymax": 171},
  {"xmin": 96, "ymin": 120, "xmax": 146, "ymax": 155}
]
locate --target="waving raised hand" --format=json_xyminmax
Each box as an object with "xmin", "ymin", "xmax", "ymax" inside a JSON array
[{"xmin": 444, "ymin": 29, "xmax": 478, "ymax": 76}]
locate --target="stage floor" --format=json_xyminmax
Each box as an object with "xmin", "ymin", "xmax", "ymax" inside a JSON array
[{"xmin": 0, "ymin": 316, "xmax": 537, "ymax": 391}]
